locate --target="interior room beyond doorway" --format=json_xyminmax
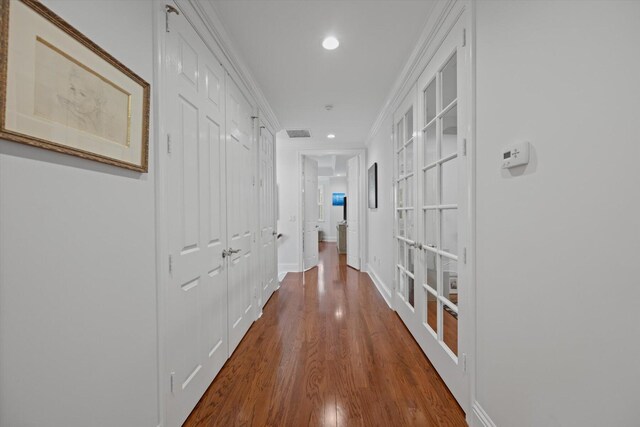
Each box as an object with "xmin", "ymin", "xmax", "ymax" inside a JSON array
[{"xmin": 311, "ymin": 154, "xmax": 350, "ymax": 246}]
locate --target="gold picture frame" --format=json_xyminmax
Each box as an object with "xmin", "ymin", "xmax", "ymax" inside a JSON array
[{"xmin": 0, "ymin": 0, "xmax": 150, "ymax": 172}]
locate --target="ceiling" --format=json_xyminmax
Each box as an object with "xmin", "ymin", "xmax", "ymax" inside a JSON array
[{"xmin": 210, "ymin": 0, "xmax": 437, "ymax": 145}]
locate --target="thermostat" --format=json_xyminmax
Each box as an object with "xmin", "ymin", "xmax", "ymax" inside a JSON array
[{"xmin": 502, "ymin": 141, "xmax": 530, "ymax": 169}]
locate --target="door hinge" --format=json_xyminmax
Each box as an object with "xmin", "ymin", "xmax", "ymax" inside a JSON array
[
  {"xmin": 167, "ymin": 134, "xmax": 172, "ymax": 154},
  {"xmin": 462, "ymin": 354, "xmax": 467, "ymax": 372},
  {"xmin": 165, "ymin": 5, "xmax": 179, "ymax": 33},
  {"xmin": 463, "ymin": 248, "xmax": 467, "ymax": 264},
  {"xmin": 168, "ymin": 255, "xmax": 173, "ymax": 274},
  {"xmin": 463, "ymin": 138, "xmax": 467, "ymax": 156},
  {"xmin": 462, "ymin": 28, "xmax": 466, "ymax": 47},
  {"xmin": 170, "ymin": 371, "xmax": 175, "ymax": 393}
]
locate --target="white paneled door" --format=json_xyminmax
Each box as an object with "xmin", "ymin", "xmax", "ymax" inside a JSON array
[
  {"xmin": 165, "ymin": 10, "xmax": 228, "ymax": 427},
  {"xmin": 303, "ymin": 156, "xmax": 319, "ymax": 270},
  {"xmin": 165, "ymin": 8, "xmax": 262, "ymax": 426},
  {"xmin": 346, "ymin": 156, "xmax": 360, "ymax": 270},
  {"xmin": 259, "ymin": 124, "xmax": 278, "ymax": 307},
  {"xmin": 225, "ymin": 78, "xmax": 256, "ymax": 354}
]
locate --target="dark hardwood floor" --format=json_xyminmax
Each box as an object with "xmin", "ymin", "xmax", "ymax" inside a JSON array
[{"xmin": 183, "ymin": 242, "xmax": 466, "ymax": 426}]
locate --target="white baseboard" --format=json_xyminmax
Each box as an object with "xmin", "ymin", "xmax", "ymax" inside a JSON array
[
  {"xmin": 278, "ymin": 263, "xmax": 299, "ymax": 282},
  {"xmin": 321, "ymin": 237, "xmax": 337, "ymax": 242},
  {"xmin": 472, "ymin": 401, "xmax": 497, "ymax": 427},
  {"xmin": 365, "ymin": 264, "xmax": 393, "ymax": 309}
]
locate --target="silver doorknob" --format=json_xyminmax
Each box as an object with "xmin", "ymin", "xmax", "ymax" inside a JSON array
[{"xmin": 228, "ymin": 248, "xmax": 241, "ymax": 254}]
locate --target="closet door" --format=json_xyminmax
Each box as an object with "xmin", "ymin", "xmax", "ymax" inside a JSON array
[
  {"xmin": 225, "ymin": 76, "xmax": 256, "ymax": 354},
  {"xmin": 165, "ymin": 9, "xmax": 228, "ymax": 426},
  {"xmin": 259, "ymin": 124, "xmax": 278, "ymax": 307}
]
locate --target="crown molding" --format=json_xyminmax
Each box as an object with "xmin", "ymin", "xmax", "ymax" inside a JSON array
[
  {"xmin": 365, "ymin": 0, "xmax": 458, "ymax": 145},
  {"xmin": 185, "ymin": 0, "xmax": 281, "ymax": 134}
]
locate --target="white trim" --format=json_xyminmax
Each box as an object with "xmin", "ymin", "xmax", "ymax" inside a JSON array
[
  {"xmin": 472, "ymin": 402, "xmax": 497, "ymax": 427},
  {"xmin": 365, "ymin": 264, "xmax": 393, "ymax": 309},
  {"xmin": 152, "ymin": 3, "xmax": 168, "ymax": 426},
  {"xmin": 277, "ymin": 271, "xmax": 288, "ymax": 282},
  {"xmin": 468, "ymin": 0, "xmax": 478, "ymax": 423},
  {"xmin": 366, "ymin": 0, "xmax": 457, "ymax": 146},
  {"xmin": 321, "ymin": 237, "xmax": 337, "ymax": 243},
  {"xmin": 187, "ymin": 0, "xmax": 281, "ymax": 135}
]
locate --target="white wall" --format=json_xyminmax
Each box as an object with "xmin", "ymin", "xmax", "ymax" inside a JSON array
[
  {"xmin": 0, "ymin": 1, "xmax": 159, "ymax": 426},
  {"xmin": 474, "ymin": 1, "xmax": 640, "ymax": 426},
  {"xmin": 364, "ymin": 115, "xmax": 395, "ymax": 301}
]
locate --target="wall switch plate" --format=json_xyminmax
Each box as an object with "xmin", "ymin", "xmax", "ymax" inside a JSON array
[{"xmin": 502, "ymin": 141, "xmax": 530, "ymax": 169}]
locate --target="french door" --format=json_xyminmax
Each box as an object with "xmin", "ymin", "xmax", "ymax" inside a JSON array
[
  {"xmin": 394, "ymin": 15, "xmax": 470, "ymax": 411},
  {"xmin": 259, "ymin": 123, "xmax": 278, "ymax": 307},
  {"xmin": 394, "ymin": 93, "xmax": 419, "ymax": 328}
]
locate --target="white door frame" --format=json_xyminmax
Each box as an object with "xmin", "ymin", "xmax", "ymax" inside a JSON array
[{"xmin": 296, "ymin": 149, "xmax": 367, "ymax": 272}]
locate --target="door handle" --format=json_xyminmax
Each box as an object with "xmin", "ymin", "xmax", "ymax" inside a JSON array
[
  {"xmin": 228, "ymin": 248, "xmax": 241, "ymax": 254},
  {"xmin": 272, "ymin": 231, "xmax": 277, "ymax": 236},
  {"xmin": 222, "ymin": 249, "xmax": 230, "ymax": 258}
]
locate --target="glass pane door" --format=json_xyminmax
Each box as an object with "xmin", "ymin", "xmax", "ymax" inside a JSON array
[
  {"xmin": 395, "ymin": 104, "xmax": 416, "ymax": 308},
  {"xmin": 421, "ymin": 52, "xmax": 459, "ymax": 358}
]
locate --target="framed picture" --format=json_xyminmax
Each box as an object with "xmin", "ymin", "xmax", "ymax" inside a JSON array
[
  {"xmin": 448, "ymin": 275, "xmax": 458, "ymax": 293},
  {"xmin": 332, "ymin": 192, "xmax": 345, "ymax": 206},
  {"xmin": 0, "ymin": 0, "xmax": 150, "ymax": 172},
  {"xmin": 368, "ymin": 162, "xmax": 378, "ymax": 209}
]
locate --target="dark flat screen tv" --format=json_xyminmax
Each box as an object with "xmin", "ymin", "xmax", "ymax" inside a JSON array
[
  {"xmin": 343, "ymin": 196, "xmax": 347, "ymax": 221},
  {"xmin": 368, "ymin": 162, "xmax": 378, "ymax": 209}
]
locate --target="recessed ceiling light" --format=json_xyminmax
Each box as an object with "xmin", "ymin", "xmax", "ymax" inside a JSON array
[
  {"xmin": 322, "ymin": 36, "xmax": 339, "ymax": 50},
  {"xmin": 327, "ymin": 134, "xmax": 336, "ymax": 139}
]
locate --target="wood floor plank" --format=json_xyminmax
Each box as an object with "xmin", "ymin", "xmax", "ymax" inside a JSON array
[{"xmin": 183, "ymin": 242, "xmax": 466, "ymax": 426}]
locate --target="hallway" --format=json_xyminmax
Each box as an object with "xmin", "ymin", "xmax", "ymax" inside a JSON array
[{"xmin": 184, "ymin": 243, "xmax": 465, "ymax": 426}]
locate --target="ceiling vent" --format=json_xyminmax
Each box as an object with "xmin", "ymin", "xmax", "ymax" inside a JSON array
[{"xmin": 286, "ymin": 129, "xmax": 311, "ymax": 138}]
